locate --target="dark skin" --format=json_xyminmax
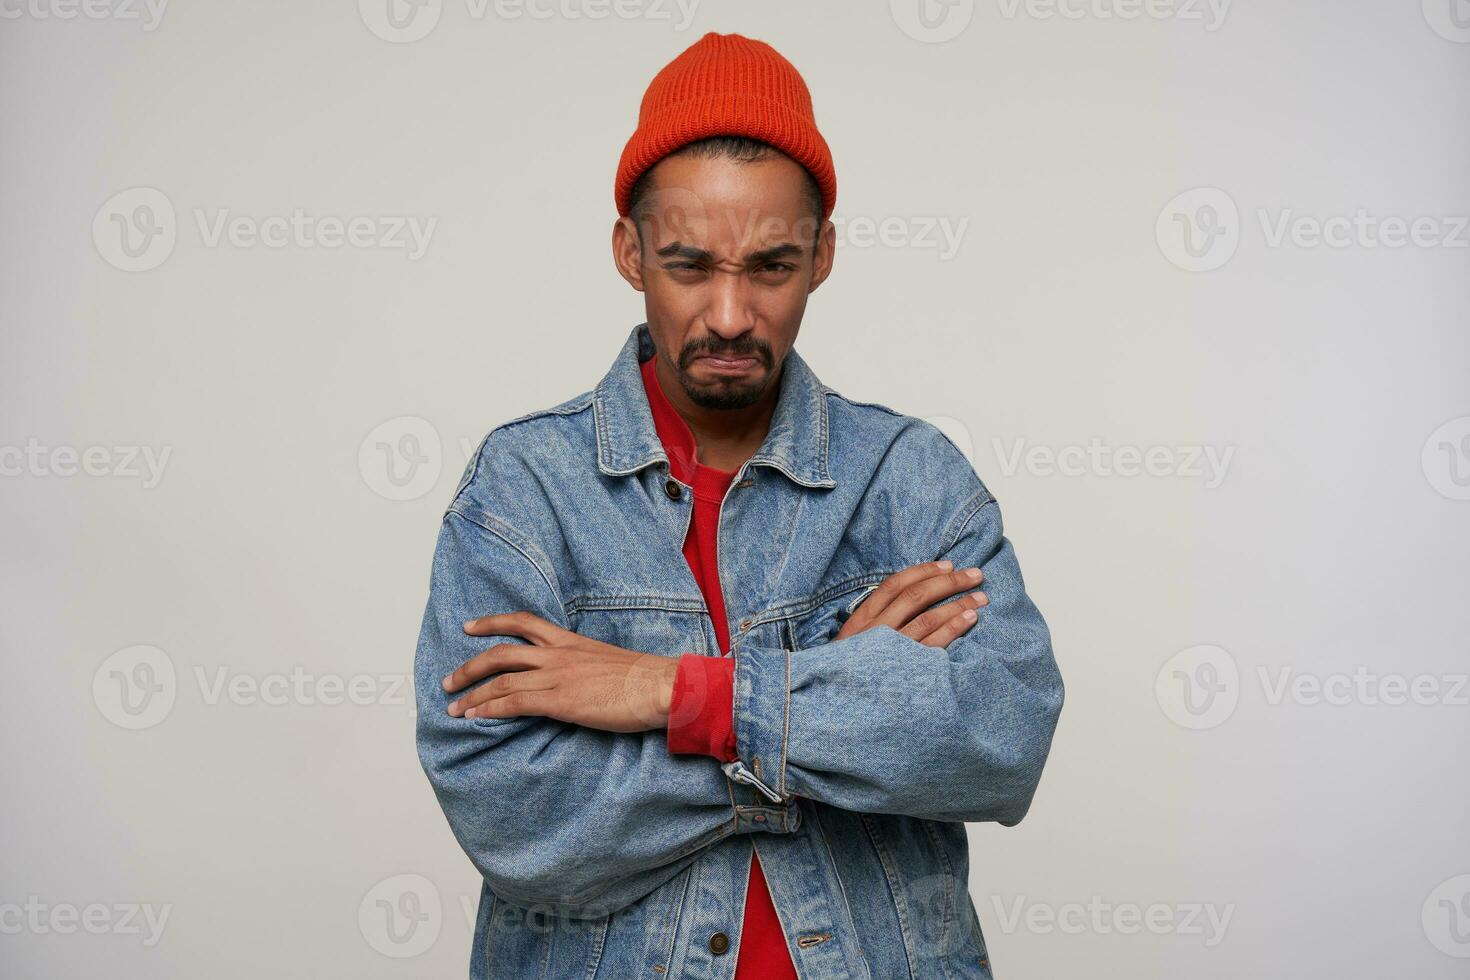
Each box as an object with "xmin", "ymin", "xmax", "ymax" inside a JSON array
[{"xmin": 443, "ymin": 152, "xmax": 989, "ymax": 730}]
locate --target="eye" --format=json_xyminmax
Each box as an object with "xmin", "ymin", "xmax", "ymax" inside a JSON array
[{"xmin": 756, "ymin": 262, "xmax": 797, "ymax": 274}]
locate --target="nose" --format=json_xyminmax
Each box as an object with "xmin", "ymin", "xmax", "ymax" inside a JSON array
[{"xmin": 703, "ymin": 271, "xmax": 756, "ymax": 342}]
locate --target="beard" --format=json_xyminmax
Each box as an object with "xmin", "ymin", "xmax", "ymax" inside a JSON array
[
  {"xmin": 681, "ymin": 379, "xmax": 765, "ymax": 410},
  {"xmin": 675, "ymin": 336, "xmax": 775, "ymax": 410}
]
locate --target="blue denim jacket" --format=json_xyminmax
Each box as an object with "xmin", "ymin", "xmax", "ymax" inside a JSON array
[{"xmin": 415, "ymin": 322, "xmax": 1064, "ymax": 979}]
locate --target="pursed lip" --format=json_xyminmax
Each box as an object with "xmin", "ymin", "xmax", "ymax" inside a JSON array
[{"xmin": 695, "ymin": 354, "xmax": 761, "ymax": 372}]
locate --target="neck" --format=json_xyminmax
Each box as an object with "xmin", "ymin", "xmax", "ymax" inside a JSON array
[{"xmin": 654, "ymin": 352, "xmax": 781, "ymax": 472}]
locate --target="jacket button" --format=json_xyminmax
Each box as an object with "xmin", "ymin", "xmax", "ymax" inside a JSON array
[
  {"xmin": 738, "ymin": 619, "xmax": 752, "ymax": 631},
  {"xmin": 664, "ymin": 478, "xmax": 682, "ymax": 500},
  {"xmin": 709, "ymin": 932, "xmax": 730, "ymax": 955}
]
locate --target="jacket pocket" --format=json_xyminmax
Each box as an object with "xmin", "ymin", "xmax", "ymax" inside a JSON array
[
  {"xmin": 788, "ymin": 577, "xmax": 886, "ymax": 650},
  {"xmin": 565, "ymin": 603, "xmax": 713, "ymax": 657}
]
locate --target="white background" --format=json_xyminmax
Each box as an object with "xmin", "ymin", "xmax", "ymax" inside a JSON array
[{"xmin": 2, "ymin": 1, "xmax": 1468, "ymax": 977}]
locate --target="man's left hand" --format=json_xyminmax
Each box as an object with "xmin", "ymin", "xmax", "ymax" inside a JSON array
[{"xmin": 441, "ymin": 611, "xmax": 678, "ymax": 733}]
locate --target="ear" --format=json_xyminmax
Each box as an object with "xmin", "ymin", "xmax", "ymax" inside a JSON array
[
  {"xmin": 612, "ymin": 216, "xmax": 646, "ymax": 293},
  {"xmin": 807, "ymin": 219, "xmax": 837, "ymax": 293}
]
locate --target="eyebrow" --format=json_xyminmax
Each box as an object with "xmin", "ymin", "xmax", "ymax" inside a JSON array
[{"xmin": 654, "ymin": 242, "xmax": 804, "ymax": 264}]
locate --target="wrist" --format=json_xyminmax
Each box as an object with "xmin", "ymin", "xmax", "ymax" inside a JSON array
[{"xmin": 654, "ymin": 655, "xmax": 679, "ymax": 725}]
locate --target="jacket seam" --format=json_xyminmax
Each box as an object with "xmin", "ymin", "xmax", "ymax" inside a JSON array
[
  {"xmin": 445, "ymin": 507, "xmax": 561, "ymax": 607},
  {"xmin": 779, "ymin": 645, "xmax": 792, "ymax": 798},
  {"xmin": 860, "ymin": 814, "xmax": 921, "ymax": 980},
  {"xmin": 758, "ymin": 571, "xmax": 900, "ymax": 623},
  {"xmin": 453, "ymin": 396, "xmax": 594, "ymax": 510},
  {"xmin": 565, "ymin": 595, "xmax": 708, "ymax": 615},
  {"xmin": 940, "ymin": 489, "xmax": 997, "ymax": 555}
]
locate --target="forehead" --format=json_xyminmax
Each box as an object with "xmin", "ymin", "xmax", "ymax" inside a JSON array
[{"xmin": 637, "ymin": 153, "xmax": 816, "ymax": 254}]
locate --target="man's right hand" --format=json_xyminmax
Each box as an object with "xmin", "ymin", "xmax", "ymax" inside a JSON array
[{"xmin": 833, "ymin": 560, "xmax": 988, "ymax": 648}]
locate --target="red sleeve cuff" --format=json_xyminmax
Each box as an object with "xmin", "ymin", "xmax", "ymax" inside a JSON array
[{"xmin": 666, "ymin": 653, "xmax": 737, "ymax": 762}]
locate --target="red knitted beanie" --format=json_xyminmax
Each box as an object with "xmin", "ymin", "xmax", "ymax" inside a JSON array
[{"xmin": 614, "ymin": 32, "xmax": 837, "ymax": 221}]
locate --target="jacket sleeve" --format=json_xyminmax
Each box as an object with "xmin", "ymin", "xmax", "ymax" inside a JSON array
[
  {"xmin": 729, "ymin": 488, "xmax": 1064, "ymax": 824},
  {"xmin": 414, "ymin": 509, "xmax": 757, "ymax": 918}
]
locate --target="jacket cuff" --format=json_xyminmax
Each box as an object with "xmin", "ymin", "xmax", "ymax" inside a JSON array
[
  {"xmin": 732, "ymin": 642, "xmax": 791, "ymax": 802},
  {"xmin": 666, "ymin": 654, "xmax": 736, "ymax": 761}
]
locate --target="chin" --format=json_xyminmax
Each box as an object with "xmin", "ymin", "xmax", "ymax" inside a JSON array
[{"xmin": 682, "ymin": 374, "xmax": 767, "ymax": 411}]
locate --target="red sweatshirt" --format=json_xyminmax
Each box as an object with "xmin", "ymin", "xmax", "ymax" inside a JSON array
[{"xmin": 640, "ymin": 353, "xmax": 797, "ymax": 980}]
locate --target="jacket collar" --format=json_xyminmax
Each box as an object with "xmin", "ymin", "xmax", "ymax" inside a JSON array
[{"xmin": 593, "ymin": 322, "xmax": 836, "ymax": 489}]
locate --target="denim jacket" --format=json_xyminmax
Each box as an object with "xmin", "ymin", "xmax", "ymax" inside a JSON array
[{"xmin": 414, "ymin": 322, "xmax": 1064, "ymax": 979}]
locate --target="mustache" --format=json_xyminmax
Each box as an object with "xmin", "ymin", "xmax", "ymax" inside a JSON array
[{"xmin": 680, "ymin": 338, "xmax": 771, "ymax": 368}]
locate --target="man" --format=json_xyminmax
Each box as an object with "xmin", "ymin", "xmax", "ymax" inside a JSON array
[{"xmin": 415, "ymin": 32, "xmax": 1063, "ymax": 980}]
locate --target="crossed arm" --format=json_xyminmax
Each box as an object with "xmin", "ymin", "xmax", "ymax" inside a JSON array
[{"xmin": 415, "ymin": 493, "xmax": 1062, "ymax": 915}]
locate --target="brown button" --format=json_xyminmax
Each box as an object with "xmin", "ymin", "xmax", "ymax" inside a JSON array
[
  {"xmin": 664, "ymin": 478, "xmax": 682, "ymax": 500},
  {"xmin": 709, "ymin": 932, "xmax": 730, "ymax": 955}
]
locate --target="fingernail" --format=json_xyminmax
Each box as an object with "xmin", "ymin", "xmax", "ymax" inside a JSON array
[
  {"xmin": 965, "ymin": 567, "xmax": 982, "ymax": 580},
  {"xmin": 462, "ymin": 620, "xmax": 475, "ymax": 631},
  {"xmin": 446, "ymin": 700, "xmax": 459, "ymax": 715},
  {"xmin": 971, "ymin": 591, "xmax": 987, "ymax": 603},
  {"xmin": 464, "ymin": 707, "xmax": 477, "ymax": 718},
  {"xmin": 441, "ymin": 676, "xmax": 453, "ymax": 691},
  {"xmin": 962, "ymin": 608, "xmax": 977, "ymax": 622},
  {"xmin": 937, "ymin": 560, "xmax": 953, "ymax": 571}
]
